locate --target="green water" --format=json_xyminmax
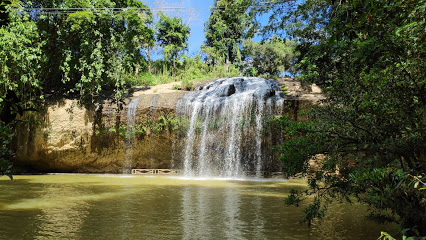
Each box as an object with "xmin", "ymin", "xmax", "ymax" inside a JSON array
[{"xmin": 0, "ymin": 175, "xmax": 397, "ymax": 239}]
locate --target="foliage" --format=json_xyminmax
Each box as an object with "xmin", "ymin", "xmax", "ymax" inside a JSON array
[
  {"xmin": 125, "ymin": 74, "xmax": 151, "ymax": 88},
  {"xmin": 0, "ymin": 9, "xmax": 43, "ymax": 108},
  {"xmin": 18, "ymin": 0, "xmax": 154, "ymax": 103},
  {"xmin": 177, "ymin": 55, "xmax": 206, "ymax": 81},
  {"xmin": 0, "ymin": 123, "xmax": 13, "ymax": 179},
  {"xmin": 280, "ymin": 84, "xmax": 288, "ymax": 96},
  {"xmin": 264, "ymin": 0, "xmax": 426, "ymax": 236},
  {"xmin": 180, "ymin": 78, "xmax": 193, "ymax": 91},
  {"xmin": 242, "ymin": 36, "xmax": 298, "ymax": 77},
  {"xmin": 0, "ymin": 7, "xmax": 43, "ymax": 179},
  {"xmin": 0, "ymin": 0, "xmax": 10, "ymax": 27},
  {"xmin": 0, "ymin": 0, "xmax": 156, "ymax": 177},
  {"xmin": 203, "ymin": 0, "xmax": 252, "ymax": 65},
  {"xmin": 98, "ymin": 113, "xmax": 182, "ymax": 139},
  {"xmin": 210, "ymin": 63, "xmax": 241, "ymax": 79},
  {"xmin": 132, "ymin": 55, "xmax": 241, "ymax": 87},
  {"xmin": 156, "ymin": 12, "xmax": 190, "ymax": 77},
  {"xmin": 243, "ymin": 66, "xmax": 258, "ymax": 77},
  {"xmin": 378, "ymin": 230, "xmax": 426, "ymax": 240}
]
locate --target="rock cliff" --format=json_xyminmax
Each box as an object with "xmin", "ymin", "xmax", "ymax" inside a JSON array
[{"xmin": 11, "ymin": 78, "xmax": 322, "ymax": 173}]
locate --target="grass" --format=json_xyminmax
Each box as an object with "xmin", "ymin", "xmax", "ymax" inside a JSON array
[{"xmin": 127, "ymin": 61, "xmax": 242, "ymax": 89}]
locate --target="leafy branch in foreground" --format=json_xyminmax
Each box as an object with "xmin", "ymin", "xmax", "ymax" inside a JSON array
[
  {"xmin": 273, "ymin": 113, "xmax": 425, "ymax": 235},
  {"xmin": 264, "ymin": 0, "xmax": 425, "ymax": 236}
]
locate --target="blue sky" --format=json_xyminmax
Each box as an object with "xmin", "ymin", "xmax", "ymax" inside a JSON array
[
  {"xmin": 143, "ymin": 0, "xmax": 214, "ymax": 58},
  {"xmin": 141, "ymin": 0, "xmax": 276, "ymax": 59}
]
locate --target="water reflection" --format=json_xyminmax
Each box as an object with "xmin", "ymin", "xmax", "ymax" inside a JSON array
[
  {"xmin": 10, "ymin": 183, "xmax": 89, "ymax": 239},
  {"xmin": 115, "ymin": 186, "xmax": 134, "ymax": 240},
  {"xmin": 0, "ymin": 175, "xmax": 398, "ymax": 240},
  {"xmin": 181, "ymin": 186, "xmax": 209, "ymax": 239},
  {"xmin": 224, "ymin": 187, "xmax": 243, "ymax": 240},
  {"xmin": 181, "ymin": 183, "xmax": 266, "ymax": 240},
  {"xmin": 35, "ymin": 199, "xmax": 88, "ymax": 239},
  {"xmin": 251, "ymin": 194, "xmax": 265, "ymax": 239}
]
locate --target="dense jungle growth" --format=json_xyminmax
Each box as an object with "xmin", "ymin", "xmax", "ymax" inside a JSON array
[
  {"xmin": 0, "ymin": 0, "xmax": 425, "ymax": 237},
  {"xmin": 259, "ymin": 0, "xmax": 425, "ymax": 237}
]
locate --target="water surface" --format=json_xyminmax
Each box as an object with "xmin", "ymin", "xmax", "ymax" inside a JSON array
[{"xmin": 0, "ymin": 175, "xmax": 397, "ymax": 239}]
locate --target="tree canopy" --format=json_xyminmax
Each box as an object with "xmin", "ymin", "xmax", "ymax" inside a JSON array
[
  {"xmin": 156, "ymin": 12, "xmax": 190, "ymax": 77},
  {"xmin": 262, "ymin": 0, "xmax": 425, "ymax": 236},
  {"xmin": 25, "ymin": 0, "xmax": 154, "ymax": 101},
  {"xmin": 203, "ymin": 0, "xmax": 252, "ymax": 65},
  {"xmin": 243, "ymin": 36, "xmax": 297, "ymax": 77},
  {"xmin": 0, "ymin": 0, "xmax": 156, "ymax": 177}
]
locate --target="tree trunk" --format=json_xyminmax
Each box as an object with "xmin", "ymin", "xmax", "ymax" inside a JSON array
[
  {"xmin": 144, "ymin": 48, "xmax": 152, "ymax": 74},
  {"xmin": 173, "ymin": 56, "xmax": 176, "ymax": 79},
  {"xmin": 282, "ymin": 65, "xmax": 286, "ymax": 78}
]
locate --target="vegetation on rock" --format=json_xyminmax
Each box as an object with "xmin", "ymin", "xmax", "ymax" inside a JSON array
[{"xmin": 96, "ymin": 113, "xmax": 183, "ymax": 139}]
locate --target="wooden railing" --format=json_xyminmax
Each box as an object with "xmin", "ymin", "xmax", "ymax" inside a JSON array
[
  {"xmin": 131, "ymin": 169, "xmax": 285, "ymax": 178},
  {"xmin": 131, "ymin": 169, "xmax": 182, "ymax": 175}
]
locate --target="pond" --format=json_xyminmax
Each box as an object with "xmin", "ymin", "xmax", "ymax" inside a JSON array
[{"xmin": 0, "ymin": 175, "xmax": 397, "ymax": 239}]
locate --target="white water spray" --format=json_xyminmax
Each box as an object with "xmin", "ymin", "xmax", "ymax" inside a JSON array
[
  {"xmin": 122, "ymin": 96, "xmax": 140, "ymax": 174},
  {"xmin": 177, "ymin": 77, "xmax": 284, "ymax": 178}
]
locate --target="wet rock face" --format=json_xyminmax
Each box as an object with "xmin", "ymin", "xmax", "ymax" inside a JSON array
[
  {"xmin": 176, "ymin": 77, "xmax": 286, "ymax": 177},
  {"xmin": 182, "ymin": 77, "xmax": 283, "ymax": 103},
  {"xmin": 10, "ymin": 78, "xmax": 321, "ymax": 174},
  {"xmin": 11, "ymin": 93, "xmax": 184, "ymax": 173},
  {"xmin": 219, "ymin": 84, "xmax": 236, "ymax": 97}
]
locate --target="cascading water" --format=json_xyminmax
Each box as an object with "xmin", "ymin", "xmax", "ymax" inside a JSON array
[
  {"xmin": 176, "ymin": 77, "xmax": 284, "ymax": 178},
  {"xmin": 122, "ymin": 96, "xmax": 140, "ymax": 174}
]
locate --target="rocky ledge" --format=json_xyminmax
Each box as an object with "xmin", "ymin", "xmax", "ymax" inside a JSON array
[{"xmin": 11, "ymin": 78, "xmax": 322, "ymax": 173}]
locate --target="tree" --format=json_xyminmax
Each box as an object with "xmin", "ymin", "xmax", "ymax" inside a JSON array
[
  {"xmin": 156, "ymin": 12, "xmax": 190, "ymax": 77},
  {"xmin": 263, "ymin": 0, "xmax": 425, "ymax": 236},
  {"xmin": 20, "ymin": 0, "xmax": 153, "ymax": 101},
  {"xmin": 242, "ymin": 36, "xmax": 297, "ymax": 77},
  {"xmin": 0, "ymin": 0, "xmax": 155, "ymax": 178},
  {"xmin": 203, "ymin": 0, "xmax": 252, "ymax": 66},
  {"xmin": 123, "ymin": 4, "xmax": 155, "ymax": 75},
  {"xmin": 0, "ymin": 9, "xmax": 43, "ymax": 110},
  {"xmin": 0, "ymin": 7, "xmax": 43, "ymax": 179},
  {"xmin": 140, "ymin": 23, "xmax": 155, "ymax": 74}
]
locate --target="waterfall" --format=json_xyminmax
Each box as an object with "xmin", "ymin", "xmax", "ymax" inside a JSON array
[
  {"xmin": 176, "ymin": 77, "xmax": 284, "ymax": 178},
  {"xmin": 122, "ymin": 96, "xmax": 141, "ymax": 174}
]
